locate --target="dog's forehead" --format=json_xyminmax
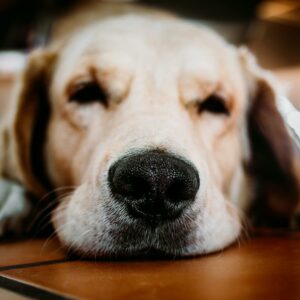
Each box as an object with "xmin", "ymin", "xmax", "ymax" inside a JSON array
[
  {"xmin": 52, "ymin": 15, "xmax": 244, "ymax": 100},
  {"xmin": 66, "ymin": 15, "xmax": 228, "ymax": 51}
]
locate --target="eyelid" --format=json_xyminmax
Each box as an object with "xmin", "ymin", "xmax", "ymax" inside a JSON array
[
  {"xmin": 67, "ymin": 77, "xmax": 94, "ymax": 97},
  {"xmin": 68, "ymin": 80, "xmax": 108, "ymax": 106},
  {"xmin": 202, "ymin": 95, "xmax": 229, "ymax": 115},
  {"xmin": 186, "ymin": 93, "xmax": 226, "ymax": 106},
  {"xmin": 186, "ymin": 93, "xmax": 230, "ymax": 116}
]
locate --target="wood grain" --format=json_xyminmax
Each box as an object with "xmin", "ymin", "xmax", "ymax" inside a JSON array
[
  {"xmin": 0, "ymin": 238, "xmax": 65, "ymax": 269},
  {"xmin": 0, "ymin": 234, "xmax": 299, "ymax": 300}
]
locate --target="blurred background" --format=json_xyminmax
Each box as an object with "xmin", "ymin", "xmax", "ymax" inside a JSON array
[
  {"xmin": 0, "ymin": 0, "xmax": 300, "ymax": 107},
  {"xmin": 0, "ymin": 0, "xmax": 300, "ymax": 68}
]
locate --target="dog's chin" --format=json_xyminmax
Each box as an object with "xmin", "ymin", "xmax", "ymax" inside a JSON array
[
  {"xmin": 61, "ymin": 227, "xmax": 239, "ymax": 260},
  {"xmin": 56, "ymin": 210, "xmax": 203, "ymax": 259},
  {"xmin": 56, "ymin": 214, "xmax": 240, "ymax": 260},
  {"xmin": 54, "ymin": 217, "xmax": 240, "ymax": 259},
  {"xmin": 57, "ymin": 224, "xmax": 240, "ymax": 260}
]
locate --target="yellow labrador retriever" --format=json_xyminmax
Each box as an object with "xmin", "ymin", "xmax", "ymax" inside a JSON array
[{"xmin": 0, "ymin": 1, "xmax": 299, "ymax": 257}]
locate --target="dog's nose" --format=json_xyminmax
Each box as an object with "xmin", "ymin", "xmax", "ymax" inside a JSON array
[{"xmin": 108, "ymin": 150, "xmax": 200, "ymax": 221}]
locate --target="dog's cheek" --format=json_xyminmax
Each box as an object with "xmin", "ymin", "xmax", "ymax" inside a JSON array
[
  {"xmin": 214, "ymin": 131, "xmax": 243, "ymax": 194},
  {"xmin": 52, "ymin": 185, "xmax": 91, "ymax": 251},
  {"xmin": 52, "ymin": 182, "xmax": 109, "ymax": 255},
  {"xmin": 197, "ymin": 188, "xmax": 242, "ymax": 253},
  {"xmin": 45, "ymin": 117, "xmax": 88, "ymax": 186}
]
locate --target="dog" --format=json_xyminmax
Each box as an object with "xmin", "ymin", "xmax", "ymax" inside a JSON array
[{"xmin": 0, "ymin": 1, "xmax": 299, "ymax": 258}]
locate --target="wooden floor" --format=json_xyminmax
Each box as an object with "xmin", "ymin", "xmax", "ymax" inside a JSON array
[{"xmin": 0, "ymin": 231, "xmax": 299, "ymax": 299}]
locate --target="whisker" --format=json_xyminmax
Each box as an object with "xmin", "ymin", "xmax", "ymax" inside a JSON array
[
  {"xmin": 30, "ymin": 192, "xmax": 71, "ymax": 230},
  {"xmin": 39, "ymin": 211, "xmax": 78, "ymax": 257},
  {"xmin": 226, "ymin": 200, "xmax": 250, "ymax": 246},
  {"xmin": 39, "ymin": 186, "xmax": 77, "ymax": 203},
  {"xmin": 40, "ymin": 230, "xmax": 60, "ymax": 253},
  {"xmin": 64, "ymin": 229, "xmax": 92, "ymax": 258},
  {"xmin": 27, "ymin": 188, "xmax": 76, "ymax": 236},
  {"xmin": 31, "ymin": 203, "xmax": 69, "ymax": 238}
]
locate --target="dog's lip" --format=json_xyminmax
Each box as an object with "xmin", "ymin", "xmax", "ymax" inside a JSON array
[
  {"xmin": 130, "ymin": 247, "xmax": 178, "ymax": 258},
  {"xmin": 67, "ymin": 245, "xmax": 180, "ymax": 260},
  {"xmin": 126, "ymin": 203, "xmax": 183, "ymax": 225}
]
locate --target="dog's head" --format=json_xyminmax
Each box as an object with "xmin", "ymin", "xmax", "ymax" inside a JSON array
[{"xmin": 1, "ymin": 14, "xmax": 300, "ymax": 257}]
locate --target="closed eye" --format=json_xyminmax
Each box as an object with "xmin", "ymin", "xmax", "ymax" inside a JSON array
[
  {"xmin": 69, "ymin": 81, "xmax": 108, "ymax": 106},
  {"xmin": 198, "ymin": 95, "xmax": 229, "ymax": 115}
]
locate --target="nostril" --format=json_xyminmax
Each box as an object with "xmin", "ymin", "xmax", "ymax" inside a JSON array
[
  {"xmin": 166, "ymin": 177, "xmax": 199, "ymax": 203},
  {"xmin": 127, "ymin": 177, "xmax": 149, "ymax": 199},
  {"xmin": 167, "ymin": 180, "xmax": 192, "ymax": 202},
  {"xmin": 109, "ymin": 168, "xmax": 150, "ymax": 200}
]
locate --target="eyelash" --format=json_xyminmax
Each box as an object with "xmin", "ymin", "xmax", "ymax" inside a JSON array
[
  {"xmin": 69, "ymin": 81, "xmax": 108, "ymax": 106},
  {"xmin": 197, "ymin": 95, "xmax": 229, "ymax": 116}
]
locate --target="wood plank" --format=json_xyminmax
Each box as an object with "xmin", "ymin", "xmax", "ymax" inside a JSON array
[
  {"xmin": 0, "ymin": 238, "xmax": 65, "ymax": 269},
  {"xmin": 1, "ymin": 234, "xmax": 299, "ymax": 300},
  {"xmin": 0, "ymin": 287, "xmax": 29, "ymax": 300},
  {"xmin": 0, "ymin": 276, "xmax": 68, "ymax": 300}
]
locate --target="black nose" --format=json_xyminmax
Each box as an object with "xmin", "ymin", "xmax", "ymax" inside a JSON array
[{"xmin": 108, "ymin": 150, "xmax": 200, "ymax": 222}]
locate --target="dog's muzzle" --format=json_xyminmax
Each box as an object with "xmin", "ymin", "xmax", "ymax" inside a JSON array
[{"xmin": 108, "ymin": 150, "xmax": 200, "ymax": 224}]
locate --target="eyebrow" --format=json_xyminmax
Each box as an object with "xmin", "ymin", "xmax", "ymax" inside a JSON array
[
  {"xmin": 65, "ymin": 64, "xmax": 132, "ymax": 105},
  {"xmin": 179, "ymin": 77, "xmax": 217, "ymax": 105},
  {"xmin": 183, "ymin": 83, "xmax": 234, "ymax": 110}
]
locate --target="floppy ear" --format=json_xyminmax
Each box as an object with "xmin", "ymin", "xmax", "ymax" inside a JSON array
[
  {"xmin": 0, "ymin": 49, "xmax": 56, "ymax": 198},
  {"xmin": 240, "ymin": 48, "xmax": 300, "ymax": 227}
]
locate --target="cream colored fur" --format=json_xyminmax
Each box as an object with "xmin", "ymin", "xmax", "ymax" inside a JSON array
[{"xmin": 0, "ymin": 2, "xmax": 299, "ymax": 257}]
